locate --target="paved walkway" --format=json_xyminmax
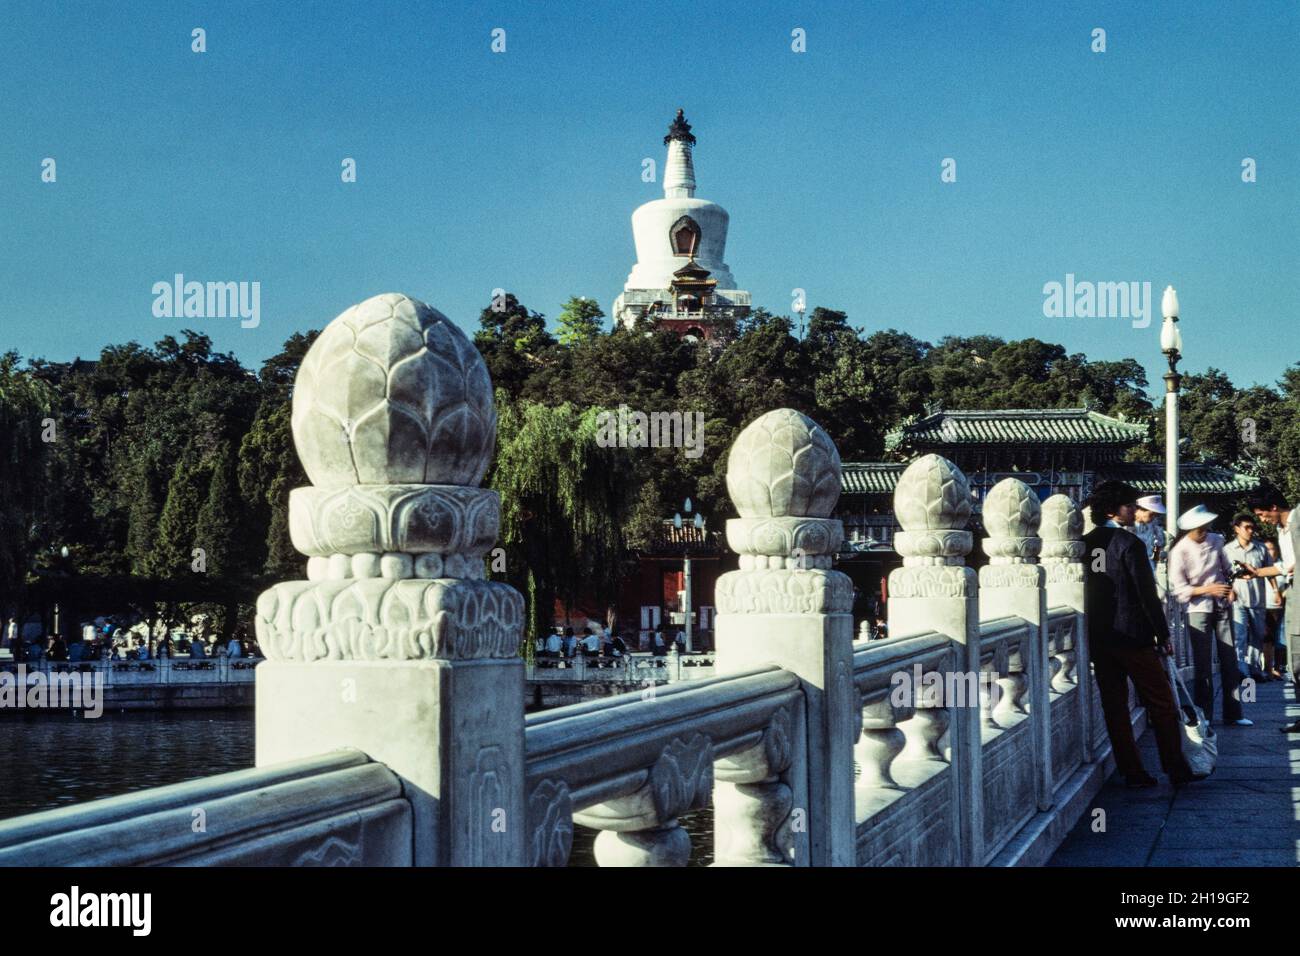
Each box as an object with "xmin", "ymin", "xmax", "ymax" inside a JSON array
[{"xmin": 1049, "ymin": 675, "xmax": 1300, "ymax": 866}]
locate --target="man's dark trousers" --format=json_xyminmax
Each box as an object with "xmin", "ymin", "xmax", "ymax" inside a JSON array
[{"xmin": 1091, "ymin": 643, "xmax": 1189, "ymax": 778}]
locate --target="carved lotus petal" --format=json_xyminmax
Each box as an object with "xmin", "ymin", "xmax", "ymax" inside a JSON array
[
  {"xmin": 1040, "ymin": 494, "xmax": 1083, "ymax": 541},
  {"xmin": 984, "ymin": 478, "xmax": 1041, "ymax": 539},
  {"xmin": 292, "ymin": 293, "xmax": 497, "ymax": 489},
  {"xmin": 725, "ymin": 409, "xmax": 842, "ymax": 518},
  {"xmin": 893, "ymin": 454, "xmax": 972, "ymax": 532}
]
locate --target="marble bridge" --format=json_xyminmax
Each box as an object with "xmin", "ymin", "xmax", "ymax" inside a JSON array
[{"xmin": 0, "ymin": 293, "xmax": 1169, "ymax": 867}]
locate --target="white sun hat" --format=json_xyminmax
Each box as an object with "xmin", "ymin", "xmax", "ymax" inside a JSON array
[
  {"xmin": 1177, "ymin": 504, "xmax": 1217, "ymax": 532},
  {"xmin": 1136, "ymin": 495, "xmax": 1167, "ymax": 514}
]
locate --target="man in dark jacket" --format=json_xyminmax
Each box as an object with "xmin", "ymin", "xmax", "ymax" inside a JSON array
[{"xmin": 1083, "ymin": 481, "xmax": 1203, "ymax": 787}]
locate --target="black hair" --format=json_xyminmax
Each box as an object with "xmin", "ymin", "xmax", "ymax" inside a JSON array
[
  {"xmin": 1087, "ymin": 480, "xmax": 1139, "ymax": 527},
  {"xmin": 1232, "ymin": 512, "xmax": 1256, "ymax": 527}
]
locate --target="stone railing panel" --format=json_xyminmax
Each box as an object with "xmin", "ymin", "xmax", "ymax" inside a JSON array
[
  {"xmin": 886, "ymin": 453, "xmax": 984, "ymax": 865},
  {"xmin": 851, "ymin": 631, "xmax": 959, "ymax": 866},
  {"xmin": 0, "ymin": 750, "xmax": 410, "ymax": 866},
  {"xmin": 524, "ymin": 667, "xmax": 804, "ymax": 867}
]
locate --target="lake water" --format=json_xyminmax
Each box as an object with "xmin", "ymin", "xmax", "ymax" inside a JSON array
[
  {"xmin": 0, "ymin": 712, "xmax": 712, "ymax": 866},
  {"xmin": 0, "ymin": 711, "xmax": 256, "ymax": 820}
]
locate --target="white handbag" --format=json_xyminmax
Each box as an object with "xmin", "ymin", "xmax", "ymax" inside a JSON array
[{"xmin": 1165, "ymin": 655, "xmax": 1217, "ymax": 776}]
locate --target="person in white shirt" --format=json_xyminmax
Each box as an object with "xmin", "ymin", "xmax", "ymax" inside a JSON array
[
  {"xmin": 544, "ymin": 631, "xmax": 562, "ymax": 659},
  {"xmin": 1224, "ymin": 512, "xmax": 1283, "ymax": 681},
  {"xmin": 1280, "ymin": 507, "xmax": 1296, "ymax": 575},
  {"xmin": 1131, "ymin": 495, "xmax": 1168, "ymax": 571}
]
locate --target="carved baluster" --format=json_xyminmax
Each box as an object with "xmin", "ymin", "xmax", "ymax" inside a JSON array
[
  {"xmin": 992, "ymin": 641, "xmax": 1029, "ymax": 725},
  {"xmin": 981, "ymin": 664, "xmax": 1003, "ymax": 731},
  {"xmin": 1053, "ymin": 650, "xmax": 1075, "ymax": 691},
  {"xmin": 1050, "ymin": 618, "xmax": 1078, "ymax": 688},
  {"xmin": 994, "ymin": 673, "xmax": 1028, "ymax": 724},
  {"xmin": 1046, "ymin": 652, "xmax": 1063, "ymax": 694},
  {"xmin": 899, "ymin": 688, "xmax": 951, "ymax": 763},
  {"xmin": 856, "ymin": 697, "xmax": 908, "ymax": 790},
  {"xmin": 575, "ymin": 734, "xmax": 712, "ymax": 867},
  {"xmin": 714, "ymin": 707, "xmax": 796, "ymax": 867}
]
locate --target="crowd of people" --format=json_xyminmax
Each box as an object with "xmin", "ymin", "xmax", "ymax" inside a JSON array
[
  {"xmin": 534, "ymin": 625, "xmax": 688, "ymax": 663},
  {"xmin": 1082, "ymin": 481, "xmax": 1300, "ymax": 790},
  {"xmin": 2, "ymin": 617, "xmax": 261, "ymax": 665}
]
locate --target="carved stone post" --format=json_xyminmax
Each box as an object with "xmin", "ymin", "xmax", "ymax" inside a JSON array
[
  {"xmin": 1041, "ymin": 494, "xmax": 1091, "ymax": 761},
  {"xmin": 253, "ymin": 293, "xmax": 525, "ymax": 867},
  {"xmin": 980, "ymin": 478, "xmax": 1051, "ymax": 812},
  {"xmin": 714, "ymin": 409, "xmax": 855, "ymax": 867},
  {"xmin": 888, "ymin": 454, "xmax": 982, "ymax": 865}
]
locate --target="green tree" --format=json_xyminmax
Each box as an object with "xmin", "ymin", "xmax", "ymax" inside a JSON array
[
  {"xmin": 150, "ymin": 440, "xmax": 211, "ymax": 578},
  {"xmin": 194, "ymin": 440, "xmax": 249, "ymax": 576},
  {"xmin": 555, "ymin": 296, "xmax": 606, "ymax": 347},
  {"xmin": 473, "ymin": 294, "xmax": 556, "ymax": 399},
  {"xmin": 0, "ymin": 353, "xmax": 58, "ymax": 616},
  {"xmin": 239, "ymin": 400, "xmax": 303, "ymax": 578},
  {"xmin": 1270, "ymin": 366, "xmax": 1300, "ymax": 503},
  {"xmin": 489, "ymin": 397, "xmax": 634, "ymax": 639},
  {"xmin": 238, "ymin": 331, "xmax": 318, "ymax": 577}
]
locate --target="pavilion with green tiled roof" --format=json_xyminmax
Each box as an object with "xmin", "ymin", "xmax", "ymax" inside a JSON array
[
  {"xmin": 839, "ymin": 460, "xmax": 1258, "ymax": 504},
  {"xmin": 885, "ymin": 408, "xmax": 1148, "ymax": 455},
  {"xmin": 840, "ymin": 462, "xmax": 907, "ymax": 497},
  {"xmin": 1097, "ymin": 462, "xmax": 1260, "ymax": 497},
  {"xmin": 835, "ymin": 407, "xmax": 1259, "ymax": 562}
]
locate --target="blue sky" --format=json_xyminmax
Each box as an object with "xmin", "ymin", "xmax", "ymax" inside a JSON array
[{"xmin": 1, "ymin": 0, "xmax": 1296, "ymax": 392}]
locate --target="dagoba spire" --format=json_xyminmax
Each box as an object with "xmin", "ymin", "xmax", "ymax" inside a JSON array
[
  {"xmin": 662, "ymin": 109, "xmax": 696, "ymax": 199},
  {"xmin": 613, "ymin": 108, "xmax": 749, "ymax": 342}
]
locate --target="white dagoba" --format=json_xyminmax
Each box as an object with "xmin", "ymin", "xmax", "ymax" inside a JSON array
[{"xmin": 613, "ymin": 110, "xmax": 750, "ymax": 341}]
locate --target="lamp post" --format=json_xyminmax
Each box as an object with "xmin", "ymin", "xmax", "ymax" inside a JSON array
[
  {"xmin": 52, "ymin": 545, "xmax": 70, "ymax": 640},
  {"xmin": 672, "ymin": 499, "xmax": 706, "ymax": 653},
  {"xmin": 1160, "ymin": 286, "xmax": 1183, "ymax": 644},
  {"xmin": 1160, "ymin": 286, "xmax": 1183, "ymax": 543}
]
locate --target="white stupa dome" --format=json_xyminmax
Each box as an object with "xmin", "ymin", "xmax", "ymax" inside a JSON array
[
  {"xmin": 626, "ymin": 199, "xmax": 735, "ymax": 290},
  {"xmin": 622, "ymin": 110, "xmax": 738, "ymax": 292}
]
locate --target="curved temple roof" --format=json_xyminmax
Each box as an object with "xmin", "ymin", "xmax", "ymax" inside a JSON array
[
  {"xmin": 840, "ymin": 460, "xmax": 1258, "ymax": 499},
  {"xmin": 886, "ymin": 408, "xmax": 1149, "ymax": 452}
]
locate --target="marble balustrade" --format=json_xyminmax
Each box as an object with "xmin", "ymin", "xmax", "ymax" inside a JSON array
[
  {"xmin": 0, "ymin": 293, "xmax": 1144, "ymax": 868},
  {"xmin": 524, "ymin": 666, "xmax": 804, "ymax": 866}
]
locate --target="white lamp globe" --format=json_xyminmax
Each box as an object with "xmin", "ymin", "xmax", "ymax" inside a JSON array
[{"xmin": 1161, "ymin": 286, "xmax": 1180, "ymax": 320}]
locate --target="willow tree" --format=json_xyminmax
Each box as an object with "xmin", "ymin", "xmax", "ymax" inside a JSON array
[
  {"xmin": 488, "ymin": 395, "xmax": 634, "ymax": 641},
  {"xmin": 0, "ymin": 352, "xmax": 58, "ymax": 618}
]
